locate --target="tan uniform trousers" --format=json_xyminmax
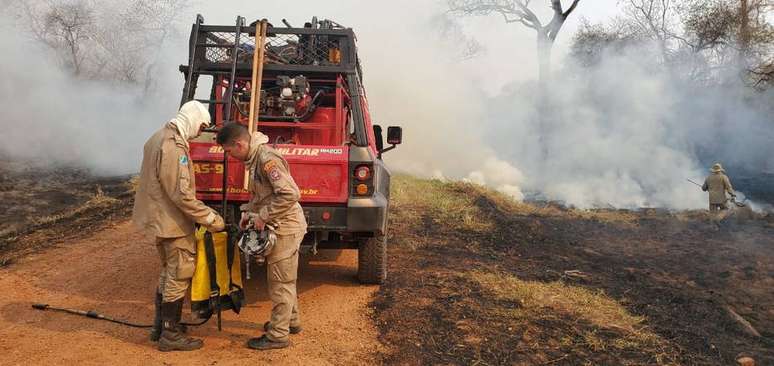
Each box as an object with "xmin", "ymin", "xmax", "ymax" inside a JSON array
[
  {"xmin": 156, "ymin": 234, "xmax": 197, "ymax": 302},
  {"xmin": 265, "ymin": 232, "xmax": 304, "ymax": 342}
]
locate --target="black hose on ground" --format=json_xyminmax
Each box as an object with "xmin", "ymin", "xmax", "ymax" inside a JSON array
[{"xmin": 31, "ymin": 303, "xmax": 210, "ymax": 328}]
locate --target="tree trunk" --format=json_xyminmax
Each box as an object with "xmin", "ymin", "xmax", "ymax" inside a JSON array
[
  {"xmin": 537, "ymin": 30, "xmax": 552, "ymax": 86},
  {"xmin": 738, "ymin": 0, "xmax": 751, "ymax": 68},
  {"xmin": 69, "ymin": 41, "xmax": 81, "ymax": 76},
  {"xmin": 536, "ymin": 29, "xmax": 553, "ymax": 162}
]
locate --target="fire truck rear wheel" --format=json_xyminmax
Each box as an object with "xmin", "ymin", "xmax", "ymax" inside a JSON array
[{"xmin": 357, "ymin": 235, "xmax": 386, "ymax": 284}]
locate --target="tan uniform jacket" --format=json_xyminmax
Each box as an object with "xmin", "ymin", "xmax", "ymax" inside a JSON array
[
  {"xmin": 702, "ymin": 173, "xmax": 734, "ymax": 205},
  {"xmin": 133, "ymin": 124, "xmax": 214, "ymax": 238},
  {"xmin": 241, "ymin": 143, "xmax": 307, "ymax": 240}
]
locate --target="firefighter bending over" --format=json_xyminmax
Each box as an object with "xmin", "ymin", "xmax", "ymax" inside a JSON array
[
  {"xmin": 217, "ymin": 123, "xmax": 307, "ymax": 351},
  {"xmin": 133, "ymin": 101, "xmax": 225, "ymax": 352}
]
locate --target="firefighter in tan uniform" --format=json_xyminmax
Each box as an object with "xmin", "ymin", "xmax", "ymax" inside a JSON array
[
  {"xmin": 216, "ymin": 123, "xmax": 307, "ymax": 350},
  {"xmin": 702, "ymin": 163, "xmax": 736, "ymax": 211},
  {"xmin": 133, "ymin": 101, "xmax": 225, "ymax": 352}
]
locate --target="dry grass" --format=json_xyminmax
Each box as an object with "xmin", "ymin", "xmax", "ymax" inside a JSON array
[
  {"xmin": 470, "ymin": 270, "xmax": 643, "ymax": 331},
  {"xmin": 0, "ymin": 228, "xmax": 14, "ymax": 239},
  {"xmin": 392, "ymin": 175, "xmax": 642, "ymax": 228},
  {"xmin": 30, "ymin": 189, "xmax": 119, "ymax": 227},
  {"xmin": 468, "ymin": 269, "xmax": 674, "ymax": 362},
  {"xmin": 391, "ymin": 175, "xmax": 495, "ymax": 232},
  {"xmin": 127, "ymin": 175, "xmax": 140, "ymax": 193}
]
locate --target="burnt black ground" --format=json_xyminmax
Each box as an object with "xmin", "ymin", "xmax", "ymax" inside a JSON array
[
  {"xmin": 0, "ymin": 161, "xmax": 132, "ymax": 266},
  {"xmin": 375, "ymin": 183, "xmax": 774, "ymax": 365}
]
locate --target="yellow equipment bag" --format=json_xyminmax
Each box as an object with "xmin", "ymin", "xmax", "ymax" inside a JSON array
[{"xmin": 191, "ymin": 227, "xmax": 244, "ymax": 318}]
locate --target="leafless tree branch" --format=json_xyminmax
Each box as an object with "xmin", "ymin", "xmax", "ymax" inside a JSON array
[{"xmin": 448, "ymin": 0, "xmax": 582, "ymax": 80}]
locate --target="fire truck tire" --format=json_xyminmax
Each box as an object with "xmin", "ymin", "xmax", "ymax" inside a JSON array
[{"xmin": 357, "ymin": 235, "xmax": 386, "ymax": 284}]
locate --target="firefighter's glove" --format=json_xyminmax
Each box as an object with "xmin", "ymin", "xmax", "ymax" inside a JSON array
[{"xmin": 207, "ymin": 214, "xmax": 226, "ymax": 232}]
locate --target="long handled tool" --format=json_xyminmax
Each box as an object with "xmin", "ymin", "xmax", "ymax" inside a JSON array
[
  {"xmin": 244, "ymin": 19, "xmax": 269, "ymax": 190},
  {"xmin": 32, "ymin": 303, "xmax": 209, "ymax": 328},
  {"xmin": 729, "ymin": 197, "xmax": 748, "ymax": 207},
  {"xmin": 687, "ymin": 178, "xmax": 746, "ymax": 207},
  {"xmin": 687, "ymin": 178, "xmax": 703, "ymax": 188}
]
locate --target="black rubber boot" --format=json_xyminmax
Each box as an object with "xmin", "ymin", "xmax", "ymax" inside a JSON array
[
  {"xmin": 158, "ymin": 299, "xmax": 203, "ymax": 352},
  {"xmin": 149, "ymin": 291, "xmax": 162, "ymax": 342},
  {"xmin": 247, "ymin": 335, "xmax": 290, "ymax": 350},
  {"xmin": 174, "ymin": 305, "xmax": 188, "ymax": 334},
  {"xmin": 263, "ymin": 321, "xmax": 302, "ymax": 335}
]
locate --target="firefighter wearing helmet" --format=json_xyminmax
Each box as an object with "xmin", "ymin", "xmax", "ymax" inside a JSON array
[{"xmin": 702, "ymin": 163, "xmax": 736, "ymax": 211}]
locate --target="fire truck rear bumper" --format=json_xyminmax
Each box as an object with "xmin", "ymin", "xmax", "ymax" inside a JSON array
[
  {"xmin": 346, "ymin": 194, "xmax": 389, "ymax": 234},
  {"xmin": 301, "ymin": 193, "xmax": 388, "ymax": 234}
]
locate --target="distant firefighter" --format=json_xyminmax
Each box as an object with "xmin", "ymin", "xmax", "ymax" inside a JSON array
[{"xmin": 702, "ymin": 163, "xmax": 735, "ymax": 211}]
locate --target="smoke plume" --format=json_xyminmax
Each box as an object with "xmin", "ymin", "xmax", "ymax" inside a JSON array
[
  {"xmin": 485, "ymin": 43, "xmax": 773, "ymax": 209},
  {"xmin": 1, "ymin": 1, "xmax": 771, "ymax": 210},
  {"xmin": 0, "ymin": 3, "xmax": 185, "ymax": 175}
]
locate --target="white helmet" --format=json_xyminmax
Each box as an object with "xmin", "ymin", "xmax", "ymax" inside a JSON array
[{"xmin": 238, "ymin": 224, "xmax": 277, "ymax": 258}]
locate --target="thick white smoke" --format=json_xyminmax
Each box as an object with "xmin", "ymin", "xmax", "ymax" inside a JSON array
[
  {"xmin": 0, "ymin": 9, "xmax": 184, "ymax": 175},
  {"xmin": 484, "ymin": 43, "xmax": 773, "ymax": 209},
  {"xmin": 1, "ymin": 0, "xmax": 528, "ymax": 199},
  {"xmin": 1, "ymin": 1, "xmax": 770, "ymax": 210}
]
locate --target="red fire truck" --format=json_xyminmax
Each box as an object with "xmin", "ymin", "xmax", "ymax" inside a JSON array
[{"xmin": 180, "ymin": 16, "xmax": 401, "ymax": 283}]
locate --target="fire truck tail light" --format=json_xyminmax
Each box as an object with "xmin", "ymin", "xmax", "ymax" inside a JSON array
[
  {"xmin": 321, "ymin": 211, "xmax": 332, "ymax": 221},
  {"xmin": 355, "ymin": 165, "xmax": 371, "ymax": 181},
  {"xmin": 356, "ymin": 184, "xmax": 369, "ymax": 195}
]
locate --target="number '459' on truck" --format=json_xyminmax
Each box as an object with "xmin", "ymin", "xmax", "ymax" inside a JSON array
[{"xmin": 179, "ymin": 15, "xmax": 402, "ymax": 284}]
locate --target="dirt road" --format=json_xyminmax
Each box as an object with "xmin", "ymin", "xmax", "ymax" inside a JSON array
[{"xmin": 0, "ymin": 221, "xmax": 383, "ymax": 365}]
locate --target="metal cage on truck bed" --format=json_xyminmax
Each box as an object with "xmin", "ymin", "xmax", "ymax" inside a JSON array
[{"xmin": 179, "ymin": 16, "xmax": 368, "ymax": 145}]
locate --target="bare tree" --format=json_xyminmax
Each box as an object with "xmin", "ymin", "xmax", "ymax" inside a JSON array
[
  {"xmin": 622, "ymin": 0, "xmax": 676, "ymax": 61},
  {"xmin": 682, "ymin": 1, "xmax": 737, "ymax": 52},
  {"xmin": 737, "ymin": 0, "xmax": 772, "ymax": 54},
  {"xmin": 126, "ymin": 0, "xmax": 190, "ymax": 92},
  {"xmin": 31, "ymin": 1, "xmax": 95, "ymax": 75},
  {"xmin": 447, "ymin": 0, "xmax": 581, "ymax": 82},
  {"xmin": 749, "ymin": 60, "xmax": 773, "ymax": 89},
  {"xmin": 21, "ymin": 0, "xmax": 188, "ymax": 91},
  {"xmin": 433, "ymin": 14, "xmax": 486, "ymax": 60},
  {"xmin": 571, "ymin": 0, "xmax": 773, "ymax": 88},
  {"xmin": 570, "ymin": 18, "xmax": 644, "ymax": 67},
  {"xmin": 447, "ymin": 1, "xmax": 582, "ymax": 162},
  {"xmin": 740, "ymin": 0, "xmax": 751, "ymax": 53}
]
